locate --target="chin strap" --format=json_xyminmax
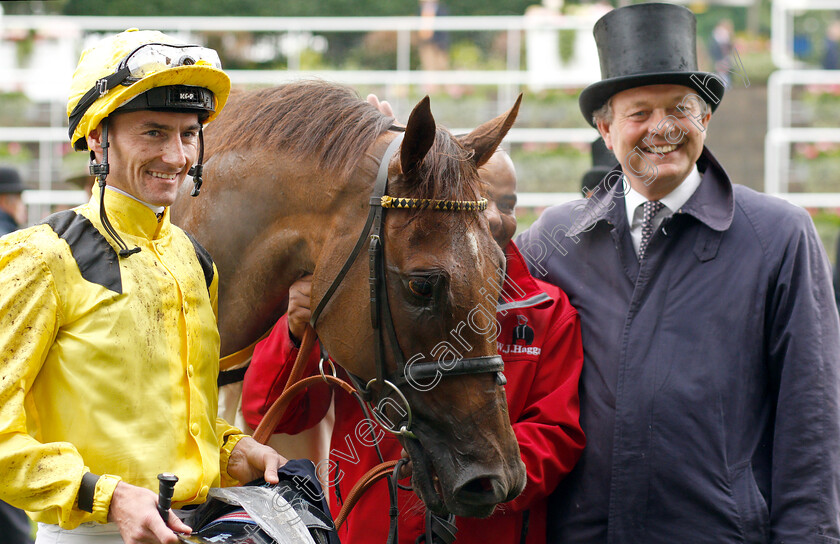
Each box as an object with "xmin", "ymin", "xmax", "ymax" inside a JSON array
[
  {"xmin": 418, "ymin": 511, "xmax": 458, "ymax": 544},
  {"xmin": 385, "ymin": 458, "xmax": 457, "ymax": 544},
  {"xmin": 91, "ymin": 118, "xmax": 141, "ymax": 258},
  {"xmin": 189, "ymin": 126, "xmax": 205, "ymax": 196}
]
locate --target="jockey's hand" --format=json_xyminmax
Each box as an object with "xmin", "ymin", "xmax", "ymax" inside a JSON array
[
  {"xmin": 366, "ymin": 94, "xmax": 396, "ymax": 119},
  {"xmin": 227, "ymin": 436, "xmax": 288, "ymax": 485},
  {"xmin": 287, "ymin": 275, "xmax": 313, "ymax": 342},
  {"xmin": 108, "ymin": 480, "xmax": 191, "ymax": 544}
]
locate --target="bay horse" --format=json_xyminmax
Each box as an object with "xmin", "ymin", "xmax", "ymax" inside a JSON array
[{"xmin": 171, "ymin": 80, "xmax": 525, "ymax": 518}]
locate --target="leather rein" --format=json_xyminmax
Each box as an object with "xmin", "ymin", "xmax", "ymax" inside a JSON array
[{"xmin": 252, "ymin": 129, "xmax": 504, "ymax": 544}]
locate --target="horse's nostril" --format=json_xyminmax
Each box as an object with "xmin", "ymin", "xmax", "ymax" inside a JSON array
[
  {"xmin": 453, "ymin": 476, "xmax": 507, "ymax": 506},
  {"xmin": 463, "ymin": 478, "xmax": 492, "ymax": 494}
]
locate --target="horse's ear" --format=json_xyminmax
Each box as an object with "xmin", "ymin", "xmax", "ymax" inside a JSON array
[
  {"xmin": 459, "ymin": 93, "xmax": 522, "ymax": 168},
  {"xmin": 400, "ymin": 96, "xmax": 436, "ymax": 175}
]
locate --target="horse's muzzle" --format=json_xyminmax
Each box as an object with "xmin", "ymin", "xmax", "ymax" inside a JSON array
[
  {"xmin": 452, "ymin": 474, "xmax": 510, "ymax": 507},
  {"xmin": 404, "ymin": 426, "xmax": 527, "ymax": 519},
  {"xmin": 442, "ymin": 461, "xmax": 526, "ymax": 518}
]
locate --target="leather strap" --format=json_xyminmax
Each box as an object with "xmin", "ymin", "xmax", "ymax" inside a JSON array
[
  {"xmin": 310, "ymin": 132, "xmax": 404, "ymax": 329},
  {"xmin": 218, "ymin": 329, "xmax": 270, "ymax": 371},
  {"xmin": 401, "ymin": 355, "xmax": 504, "ymax": 385},
  {"xmin": 217, "ymin": 364, "xmax": 249, "ymax": 387},
  {"xmin": 334, "ymin": 460, "xmax": 398, "ymax": 529},
  {"xmin": 283, "ymin": 326, "xmax": 317, "ymax": 393},
  {"xmin": 424, "ymin": 511, "xmax": 458, "ymax": 544},
  {"xmin": 253, "ymin": 374, "xmax": 356, "ymax": 445}
]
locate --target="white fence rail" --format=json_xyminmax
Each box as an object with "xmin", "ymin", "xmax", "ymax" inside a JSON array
[
  {"xmin": 1, "ymin": 14, "xmax": 607, "ymax": 220},
  {"xmin": 3, "ymin": 12, "xmax": 840, "ymax": 220},
  {"xmin": 0, "ymin": 14, "xmax": 602, "ymax": 97},
  {"xmin": 771, "ymin": 0, "xmax": 840, "ymax": 71},
  {"xmin": 765, "ymin": 70, "xmax": 840, "ymax": 196}
]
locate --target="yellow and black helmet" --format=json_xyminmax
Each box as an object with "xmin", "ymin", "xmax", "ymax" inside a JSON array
[
  {"xmin": 67, "ymin": 28, "xmax": 231, "ymax": 151},
  {"xmin": 67, "ymin": 29, "xmax": 230, "ymax": 258}
]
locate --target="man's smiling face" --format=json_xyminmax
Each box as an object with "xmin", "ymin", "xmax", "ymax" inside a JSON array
[
  {"xmin": 88, "ymin": 110, "xmax": 201, "ymax": 207},
  {"xmin": 597, "ymin": 84, "xmax": 711, "ymax": 199}
]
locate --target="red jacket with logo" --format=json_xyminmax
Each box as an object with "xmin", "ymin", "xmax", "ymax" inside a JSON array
[{"xmin": 242, "ymin": 242, "xmax": 585, "ymax": 544}]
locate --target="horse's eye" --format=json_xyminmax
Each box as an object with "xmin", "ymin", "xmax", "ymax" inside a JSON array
[{"xmin": 408, "ymin": 278, "xmax": 434, "ymax": 298}]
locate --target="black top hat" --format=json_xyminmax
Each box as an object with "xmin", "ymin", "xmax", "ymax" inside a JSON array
[
  {"xmin": 0, "ymin": 166, "xmax": 24, "ymax": 194},
  {"xmin": 581, "ymin": 137, "xmax": 617, "ymax": 194},
  {"xmin": 579, "ymin": 3, "xmax": 726, "ymax": 127}
]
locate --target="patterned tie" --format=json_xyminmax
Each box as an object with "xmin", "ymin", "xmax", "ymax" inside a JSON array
[{"xmin": 639, "ymin": 200, "xmax": 665, "ymax": 260}]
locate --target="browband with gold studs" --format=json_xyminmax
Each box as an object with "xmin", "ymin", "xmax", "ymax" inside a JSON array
[{"xmin": 380, "ymin": 195, "xmax": 488, "ymax": 212}]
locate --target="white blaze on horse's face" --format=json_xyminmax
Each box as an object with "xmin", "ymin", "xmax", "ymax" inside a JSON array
[{"xmin": 465, "ymin": 231, "xmax": 479, "ymax": 259}]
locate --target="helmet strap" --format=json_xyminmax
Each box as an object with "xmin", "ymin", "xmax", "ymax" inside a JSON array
[
  {"xmin": 189, "ymin": 126, "xmax": 205, "ymax": 197},
  {"xmin": 92, "ymin": 118, "xmax": 141, "ymax": 258}
]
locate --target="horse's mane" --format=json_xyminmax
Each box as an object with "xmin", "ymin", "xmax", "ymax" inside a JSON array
[
  {"xmin": 206, "ymin": 80, "xmax": 392, "ymax": 177},
  {"xmin": 205, "ymin": 80, "xmax": 483, "ymax": 204}
]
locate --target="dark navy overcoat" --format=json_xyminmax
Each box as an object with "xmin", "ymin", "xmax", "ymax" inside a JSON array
[{"xmin": 516, "ymin": 147, "xmax": 840, "ymax": 543}]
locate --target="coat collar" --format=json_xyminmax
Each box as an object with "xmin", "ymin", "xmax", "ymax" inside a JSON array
[
  {"xmin": 90, "ymin": 187, "xmax": 171, "ymax": 241},
  {"xmin": 497, "ymin": 241, "xmax": 553, "ymax": 311},
  {"xmin": 569, "ymin": 146, "xmax": 735, "ymax": 236}
]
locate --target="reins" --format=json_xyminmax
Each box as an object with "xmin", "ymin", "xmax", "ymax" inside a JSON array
[
  {"xmin": 251, "ymin": 325, "xmax": 402, "ymax": 534},
  {"xmin": 252, "ymin": 327, "xmax": 355, "ymax": 445},
  {"xmin": 251, "ymin": 129, "xmax": 496, "ymax": 544}
]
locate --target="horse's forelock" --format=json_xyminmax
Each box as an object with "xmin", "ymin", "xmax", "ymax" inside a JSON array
[{"xmin": 399, "ymin": 127, "xmax": 485, "ymax": 205}]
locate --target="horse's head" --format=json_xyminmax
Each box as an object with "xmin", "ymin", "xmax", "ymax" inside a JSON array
[
  {"xmin": 315, "ymin": 94, "xmax": 526, "ymax": 518},
  {"xmin": 173, "ymin": 81, "xmax": 526, "ymax": 518}
]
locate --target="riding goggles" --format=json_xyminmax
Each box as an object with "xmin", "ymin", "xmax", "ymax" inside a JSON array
[
  {"xmin": 68, "ymin": 42, "xmax": 221, "ymax": 141},
  {"xmin": 119, "ymin": 43, "xmax": 222, "ymax": 84}
]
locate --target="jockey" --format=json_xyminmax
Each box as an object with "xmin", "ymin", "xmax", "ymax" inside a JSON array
[
  {"xmin": 242, "ymin": 148, "xmax": 586, "ymax": 544},
  {"xmin": 0, "ymin": 29, "xmax": 284, "ymax": 544}
]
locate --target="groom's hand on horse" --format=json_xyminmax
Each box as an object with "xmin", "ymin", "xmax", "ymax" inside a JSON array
[
  {"xmin": 288, "ymin": 275, "xmax": 313, "ymax": 342},
  {"xmin": 227, "ymin": 436, "xmax": 288, "ymax": 484},
  {"xmin": 366, "ymin": 94, "xmax": 396, "ymax": 119},
  {"xmin": 108, "ymin": 481, "xmax": 191, "ymax": 543}
]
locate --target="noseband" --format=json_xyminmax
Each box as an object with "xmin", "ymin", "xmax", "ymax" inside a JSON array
[{"xmin": 309, "ymin": 130, "xmax": 505, "ymax": 439}]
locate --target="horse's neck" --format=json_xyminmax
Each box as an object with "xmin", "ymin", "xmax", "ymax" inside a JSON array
[{"xmin": 203, "ymin": 156, "xmax": 373, "ymax": 357}]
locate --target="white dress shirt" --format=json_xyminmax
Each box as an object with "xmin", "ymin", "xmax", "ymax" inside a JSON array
[{"xmin": 624, "ymin": 165, "xmax": 702, "ymax": 256}]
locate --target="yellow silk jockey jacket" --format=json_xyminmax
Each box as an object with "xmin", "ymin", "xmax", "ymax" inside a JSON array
[{"xmin": 0, "ymin": 189, "xmax": 246, "ymax": 529}]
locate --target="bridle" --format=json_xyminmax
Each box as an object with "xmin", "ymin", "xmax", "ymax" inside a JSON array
[
  {"xmin": 308, "ymin": 130, "xmax": 506, "ymax": 440},
  {"xmin": 251, "ymin": 129, "xmax": 507, "ymax": 544},
  {"xmin": 310, "ymin": 131, "xmax": 504, "ymax": 439}
]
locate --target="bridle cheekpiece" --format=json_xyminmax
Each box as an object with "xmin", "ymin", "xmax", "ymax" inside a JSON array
[{"xmin": 310, "ymin": 131, "xmax": 505, "ymax": 440}]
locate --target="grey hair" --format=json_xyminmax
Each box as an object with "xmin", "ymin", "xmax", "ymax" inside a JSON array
[
  {"xmin": 591, "ymin": 98, "xmax": 613, "ymax": 126},
  {"xmin": 591, "ymin": 93, "xmax": 712, "ymax": 126}
]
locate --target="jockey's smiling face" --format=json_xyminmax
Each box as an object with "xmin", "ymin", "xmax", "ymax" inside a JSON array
[
  {"xmin": 482, "ymin": 150, "xmax": 517, "ymax": 249},
  {"xmin": 87, "ymin": 110, "xmax": 201, "ymax": 207}
]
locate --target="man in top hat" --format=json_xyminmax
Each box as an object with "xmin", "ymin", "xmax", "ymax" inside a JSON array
[
  {"xmin": 0, "ymin": 165, "xmax": 26, "ymax": 236},
  {"xmin": 0, "ymin": 30, "xmax": 284, "ymax": 544},
  {"xmin": 517, "ymin": 3, "xmax": 840, "ymax": 542}
]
